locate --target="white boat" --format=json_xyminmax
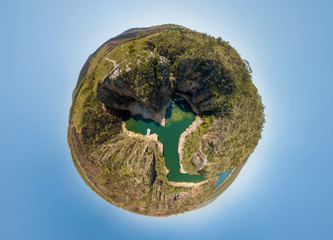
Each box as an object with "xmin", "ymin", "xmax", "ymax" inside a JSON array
[{"xmin": 147, "ymin": 128, "xmax": 151, "ymax": 135}]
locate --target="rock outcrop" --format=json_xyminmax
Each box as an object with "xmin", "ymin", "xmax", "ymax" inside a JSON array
[{"xmin": 97, "ymin": 54, "xmax": 171, "ymax": 124}]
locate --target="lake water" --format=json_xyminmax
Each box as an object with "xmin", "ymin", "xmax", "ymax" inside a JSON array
[
  {"xmin": 124, "ymin": 99, "xmax": 232, "ymax": 184},
  {"xmin": 214, "ymin": 169, "xmax": 233, "ymax": 189}
]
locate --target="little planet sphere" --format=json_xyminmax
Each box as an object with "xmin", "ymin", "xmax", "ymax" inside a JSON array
[{"xmin": 67, "ymin": 24, "xmax": 264, "ymax": 216}]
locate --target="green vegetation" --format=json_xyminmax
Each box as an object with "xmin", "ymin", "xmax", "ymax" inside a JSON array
[
  {"xmin": 145, "ymin": 29, "xmax": 264, "ymax": 176},
  {"xmin": 67, "ymin": 24, "xmax": 264, "ymax": 216}
]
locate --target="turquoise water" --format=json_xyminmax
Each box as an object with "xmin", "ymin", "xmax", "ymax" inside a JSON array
[
  {"xmin": 125, "ymin": 100, "xmax": 205, "ymax": 182},
  {"xmin": 124, "ymin": 100, "xmax": 232, "ymax": 183},
  {"xmin": 214, "ymin": 169, "xmax": 233, "ymax": 189}
]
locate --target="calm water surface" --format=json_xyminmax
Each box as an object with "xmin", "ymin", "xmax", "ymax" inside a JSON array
[
  {"xmin": 125, "ymin": 100, "xmax": 231, "ymax": 184},
  {"xmin": 214, "ymin": 169, "xmax": 233, "ymax": 189}
]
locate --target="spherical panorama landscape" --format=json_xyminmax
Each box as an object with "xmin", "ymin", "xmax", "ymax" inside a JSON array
[{"xmin": 67, "ymin": 24, "xmax": 264, "ymax": 216}]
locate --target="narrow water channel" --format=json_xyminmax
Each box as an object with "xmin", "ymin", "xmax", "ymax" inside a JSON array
[{"xmin": 124, "ymin": 99, "xmax": 232, "ymax": 184}]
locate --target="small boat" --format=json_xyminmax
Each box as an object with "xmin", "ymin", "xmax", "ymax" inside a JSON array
[
  {"xmin": 181, "ymin": 103, "xmax": 184, "ymax": 108},
  {"xmin": 147, "ymin": 128, "xmax": 151, "ymax": 135}
]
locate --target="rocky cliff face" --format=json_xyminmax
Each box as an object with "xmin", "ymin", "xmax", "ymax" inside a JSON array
[
  {"xmin": 97, "ymin": 55, "xmax": 172, "ymax": 124},
  {"xmin": 67, "ymin": 24, "xmax": 264, "ymax": 216},
  {"xmin": 172, "ymin": 57, "xmax": 234, "ymax": 117}
]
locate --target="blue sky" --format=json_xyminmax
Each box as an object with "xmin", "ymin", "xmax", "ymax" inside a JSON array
[{"xmin": 1, "ymin": 0, "xmax": 332, "ymax": 239}]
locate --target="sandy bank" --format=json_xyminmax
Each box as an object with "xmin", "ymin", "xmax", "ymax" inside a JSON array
[
  {"xmin": 178, "ymin": 116, "xmax": 203, "ymax": 173},
  {"xmin": 167, "ymin": 178, "xmax": 209, "ymax": 188}
]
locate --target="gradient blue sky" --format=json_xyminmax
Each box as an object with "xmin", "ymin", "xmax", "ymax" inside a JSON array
[{"xmin": 1, "ymin": 0, "xmax": 332, "ymax": 239}]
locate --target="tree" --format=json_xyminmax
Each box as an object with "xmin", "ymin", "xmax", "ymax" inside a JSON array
[{"xmin": 243, "ymin": 59, "xmax": 252, "ymax": 76}]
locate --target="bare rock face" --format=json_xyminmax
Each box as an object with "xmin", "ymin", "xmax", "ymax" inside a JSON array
[
  {"xmin": 67, "ymin": 24, "xmax": 264, "ymax": 216},
  {"xmin": 173, "ymin": 58, "xmax": 219, "ymax": 113},
  {"xmin": 97, "ymin": 54, "xmax": 171, "ymax": 124}
]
